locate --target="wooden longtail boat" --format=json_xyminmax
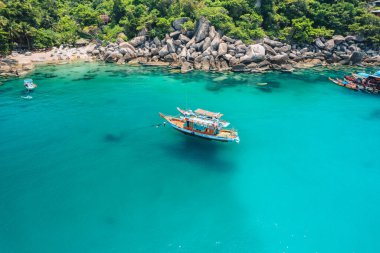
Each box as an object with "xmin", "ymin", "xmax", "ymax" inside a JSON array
[
  {"xmin": 328, "ymin": 77, "xmax": 358, "ymax": 91},
  {"xmin": 159, "ymin": 109, "xmax": 240, "ymax": 143}
]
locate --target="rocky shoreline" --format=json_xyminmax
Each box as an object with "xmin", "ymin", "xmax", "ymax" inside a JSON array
[{"xmin": 1, "ymin": 17, "xmax": 379, "ymax": 78}]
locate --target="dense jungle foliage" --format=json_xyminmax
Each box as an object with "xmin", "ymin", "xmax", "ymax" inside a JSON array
[{"xmin": 0, "ymin": 0, "xmax": 379, "ymax": 53}]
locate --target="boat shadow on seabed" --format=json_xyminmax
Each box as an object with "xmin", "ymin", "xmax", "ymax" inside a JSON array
[{"xmin": 160, "ymin": 135, "xmax": 237, "ymax": 172}]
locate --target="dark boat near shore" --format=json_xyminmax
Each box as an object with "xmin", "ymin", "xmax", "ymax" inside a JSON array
[{"xmin": 329, "ymin": 71, "xmax": 380, "ymax": 94}]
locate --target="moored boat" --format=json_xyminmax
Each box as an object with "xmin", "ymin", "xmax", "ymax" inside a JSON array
[
  {"xmin": 329, "ymin": 70, "xmax": 380, "ymax": 94},
  {"xmin": 160, "ymin": 108, "xmax": 239, "ymax": 143},
  {"xmin": 177, "ymin": 107, "xmax": 230, "ymax": 127}
]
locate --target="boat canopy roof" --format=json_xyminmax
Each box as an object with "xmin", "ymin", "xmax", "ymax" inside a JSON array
[
  {"xmin": 356, "ymin": 73, "xmax": 369, "ymax": 78},
  {"xmin": 194, "ymin": 109, "xmax": 223, "ymax": 118},
  {"xmin": 185, "ymin": 116, "xmax": 219, "ymax": 127},
  {"xmin": 24, "ymin": 79, "xmax": 33, "ymax": 83},
  {"xmin": 374, "ymin": 71, "xmax": 380, "ymax": 77}
]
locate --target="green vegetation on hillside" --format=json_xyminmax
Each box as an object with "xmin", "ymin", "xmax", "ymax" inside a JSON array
[{"xmin": 0, "ymin": 0, "xmax": 379, "ymax": 53}]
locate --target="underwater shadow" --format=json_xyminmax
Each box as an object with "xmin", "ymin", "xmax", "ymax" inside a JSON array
[
  {"xmin": 103, "ymin": 133, "xmax": 125, "ymax": 143},
  {"xmin": 160, "ymin": 135, "xmax": 237, "ymax": 172},
  {"xmin": 369, "ymin": 109, "xmax": 380, "ymax": 120}
]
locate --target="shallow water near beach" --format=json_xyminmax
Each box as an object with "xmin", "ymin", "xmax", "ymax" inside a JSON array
[{"xmin": 0, "ymin": 62, "xmax": 379, "ymax": 253}]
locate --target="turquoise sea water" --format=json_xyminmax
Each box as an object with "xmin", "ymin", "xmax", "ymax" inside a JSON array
[{"xmin": 0, "ymin": 63, "xmax": 379, "ymax": 253}]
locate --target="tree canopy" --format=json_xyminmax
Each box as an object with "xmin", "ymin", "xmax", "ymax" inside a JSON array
[{"xmin": 0, "ymin": 0, "xmax": 379, "ymax": 53}]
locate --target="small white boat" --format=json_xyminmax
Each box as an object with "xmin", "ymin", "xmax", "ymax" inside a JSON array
[{"xmin": 24, "ymin": 79, "xmax": 37, "ymax": 90}]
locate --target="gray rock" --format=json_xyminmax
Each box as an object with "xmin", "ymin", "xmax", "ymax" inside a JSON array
[
  {"xmin": 229, "ymin": 57, "xmax": 239, "ymax": 66},
  {"xmin": 333, "ymin": 35, "xmax": 345, "ymax": 45},
  {"xmin": 172, "ymin": 17, "xmax": 189, "ymax": 31},
  {"xmin": 179, "ymin": 47, "xmax": 187, "ymax": 58},
  {"xmin": 223, "ymin": 54, "xmax": 233, "ymax": 61},
  {"xmin": 170, "ymin": 31, "xmax": 181, "ymax": 39},
  {"xmin": 258, "ymin": 60, "xmax": 270, "ymax": 68},
  {"xmin": 324, "ymin": 39, "xmax": 335, "ymax": 51},
  {"xmin": 151, "ymin": 48, "xmax": 159, "ymax": 56},
  {"xmin": 181, "ymin": 61, "xmax": 193, "ymax": 73},
  {"xmin": 129, "ymin": 36, "xmax": 145, "ymax": 47},
  {"xmin": 119, "ymin": 42, "xmax": 136, "ymax": 52},
  {"xmin": 315, "ymin": 38, "xmax": 325, "ymax": 49},
  {"xmin": 348, "ymin": 45, "xmax": 359, "ymax": 52},
  {"xmin": 209, "ymin": 56, "xmax": 216, "ymax": 70},
  {"xmin": 158, "ymin": 45, "xmax": 170, "ymax": 57},
  {"xmin": 194, "ymin": 16, "xmax": 210, "ymax": 42},
  {"xmin": 194, "ymin": 41, "xmax": 204, "ymax": 51},
  {"xmin": 236, "ymin": 45, "xmax": 247, "ymax": 54},
  {"xmin": 194, "ymin": 55, "xmax": 203, "ymax": 69},
  {"xmin": 263, "ymin": 43, "xmax": 276, "ymax": 55},
  {"xmin": 119, "ymin": 48, "xmax": 128, "ymax": 55},
  {"xmin": 349, "ymin": 51, "xmax": 364, "ymax": 65},
  {"xmin": 209, "ymin": 26, "xmax": 217, "ymax": 39},
  {"xmin": 173, "ymin": 40, "xmax": 182, "ymax": 46},
  {"xmin": 202, "ymin": 47, "xmax": 211, "ymax": 57},
  {"xmin": 228, "ymin": 50, "xmax": 236, "ymax": 56},
  {"xmin": 179, "ymin": 34, "xmax": 190, "ymax": 44},
  {"xmin": 239, "ymin": 44, "xmax": 266, "ymax": 63},
  {"xmin": 164, "ymin": 53, "xmax": 177, "ymax": 62},
  {"xmin": 281, "ymin": 64, "xmax": 294, "ymax": 72},
  {"xmin": 211, "ymin": 34, "xmax": 221, "ymax": 50},
  {"xmin": 275, "ymin": 45, "xmax": 291, "ymax": 53},
  {"xmin": 217, "ymin": 43, "xmax": 228, "ymax": 56},
  {"xmin": 221, "ymin": 35, "xmax": 235, "ymax": 44},
  {"xmin": 269, "ymin": 54, "xmax": 289, "ymax": 64},
  {"xmin": 201, "ymin": 57, "xmax": 210, "ymax": 71},
  {"xmin": 166, "ymin": 39, "xmax": 176, "ymax": 53},
  {"xmin": 186, "ymin": 37, "xmax": 195, "ymax": 48},
  {"xmin": 232, "ymin": 64, "xmax": 248, "ymax": 72},
  {"xmin": 202, "ymin": 37, "xmax": 211, "ymax": 52},
  {"xmin": 263, "ymin": 38, "xmax": 283, "ymax": 47},
  {"xmin": 300, "ymin": 47, "xmax": 309, "ymax": 54}
]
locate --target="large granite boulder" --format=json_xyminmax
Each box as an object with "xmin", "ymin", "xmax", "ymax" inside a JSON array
[
  {"xmin": 263, "ymin": 38, "xmax": 283, "ymax": 48},
  {"xmin": 153, "ymin": 37, "xmax": 161, "ymax": 47},
  {"xmin": 159, "ymin": 45, "xmax": 170, "ymax": 57},
  {"xmin": 179, "ymin": 34, "xmax": 190, "ymax": 44},
  {"xmin": 333, "ymin": 35, "xmax": 345, "ymax": 45},
  {"xmin": 194, "ymin": 16, "xmax": 210, "ymax": 42},
  {"xmin": 239, "ymin": 44, "xmax": 266, "ymax": 63},
  {"xmin": 269, "ymin": 54, "xmax": 289, "ymax": 64},
  {"xmin": 129, "ymin": 36, "xmax": 145, "ymax": 47},
  {"xmin": 119, "ymin": 42, "xmax": 136, "ymax": 52},
  {"xmin": 211, "ymin": 34, "xmax": 220, "ymax": 50},
  {"xmin": 349, "ymin": 51, "xmax": 364, "ymax": 65},
  {"xmin": 169, "ymin": 31, "xmax": 181, "ymax": 39},
  {"xmin": 263, "ymin": 43, "xmax": 276, "ymax": 55},
  {"xmin": 324, "ymin": 39, "xmax": 335, "ymax": 51},
  {"xmin": 181, "ymin": 61, "xmax": 193, "ymax": 73},
  {"xmin": 221, "ymin": 35, "xmax": 235, "ymax": 44},
  {"xmin": 217, "ymin": 42, "xmax": 228, "ymax": 56},
  {"xmin": 232, "ymin": 63, "xmax": 248, "ymax": 72},
  {"xmin": 315, "ymin": 38, "xmax": 325, "ymax": 49},
  {"xmin": 166, "ymin": 39, "xmax": 176, "ymax": 53},
  {"xmin": 209, "ymin": 26, "xmax": 217, "ymax": 39},
  {"xmin": 202, "ymin": 37, "xmax": 211, "ymax": 52}
]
